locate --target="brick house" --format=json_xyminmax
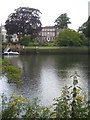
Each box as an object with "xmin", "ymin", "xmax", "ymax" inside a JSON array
[{"xmin": 39, "ymin": 26, "xmax": 63, "ymax": 42}]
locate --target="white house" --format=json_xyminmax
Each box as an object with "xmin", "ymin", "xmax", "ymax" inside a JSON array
[{"xmin": 11, "ymin": 34, "xmax": 19, "ymax": 42}]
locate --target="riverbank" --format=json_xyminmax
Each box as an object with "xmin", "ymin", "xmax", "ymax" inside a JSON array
[{"xmin": 19, "ymin": 46, "xmax": 89, "ymax": 54}]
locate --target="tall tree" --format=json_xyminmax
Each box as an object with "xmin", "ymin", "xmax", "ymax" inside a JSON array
[
  {"xmin": 55, "ymin": 13, "xmax": 71, "ymax": 29},
  {"xmin": 5, "ymin": 7, "xmax": 42, "ymax": 39},
  {"xmin": 78, "ymin": 16, "xmax": 90, "ymax": 38}
]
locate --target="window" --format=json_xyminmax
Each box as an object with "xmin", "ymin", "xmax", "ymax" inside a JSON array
[
  {"xmin": 53, "ymin": 32, "xmax": 55, "ymax": 36},
  {"xmin": 48, "ymin": 32, "xmax": 49, "ymax": 34},
  {"xmin": 52, "ymin": 29, "xmax": 55, "ymax": 31},
  {"xmin": 42, "ymin": 32, "xmax": 45, "ymax": 36},
  {"xmin": 13, "ymin": 34, "xmax": 17, "ymax": 38},
  {"xmin": 42, "ymin": 29, "xmax": 44, "ymax": 31}
]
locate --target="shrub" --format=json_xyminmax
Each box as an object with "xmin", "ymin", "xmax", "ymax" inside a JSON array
[{"xmin": 2, "ymin": 58, "xmax": 22, "ymax": 86}]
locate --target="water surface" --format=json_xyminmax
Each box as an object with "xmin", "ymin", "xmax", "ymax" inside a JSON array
[{"xmin": 1, "ymin": 54, "xmax": 88, "ymax": 106}]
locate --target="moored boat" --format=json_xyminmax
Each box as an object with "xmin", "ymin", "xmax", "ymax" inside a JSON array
[{"xmin": 3, "ymin": 51, "xmax": 20, "ymax": 55}]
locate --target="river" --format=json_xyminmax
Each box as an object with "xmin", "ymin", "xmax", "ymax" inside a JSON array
[{"xmin": 1, "ymin": 54, "xmax": 89, "ymax": 106}]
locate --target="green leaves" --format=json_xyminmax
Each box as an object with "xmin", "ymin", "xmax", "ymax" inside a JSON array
[
  {"xmin": 55, "ymin": 13, "xmax": 71, "ymax": 29},
  {"xmin": 19, "ymin": 35, "xmax": 31, "ymax": 46},
  {"xmin": 57, "ymin": 28, "xmax": 88, "ymax": 46},
  {"xmin": 78, "ymin": 16, "xmax": 90, "ymax": 38},
  {"xmin": 1, "ymin": 84, "xmax": 90, "ymax": 119},
  {"xmin": 2, "ymin": 58, "xmax": 22, "ymax": 85}
]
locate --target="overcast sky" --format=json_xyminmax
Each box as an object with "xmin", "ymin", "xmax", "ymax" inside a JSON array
[{"xmin": 0, "ymin": 0, "xmax": 89, "ymax": 30}]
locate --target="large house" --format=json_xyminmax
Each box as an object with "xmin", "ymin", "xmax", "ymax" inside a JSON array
[{"xmin": 40, "ymin": 26, "xmax": 63, "ymax": 42}]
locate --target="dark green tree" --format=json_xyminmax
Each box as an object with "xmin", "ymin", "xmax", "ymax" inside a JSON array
[
  {"xmin": 5, "ymin": 7, "xmax": 42, "ymax": 39},
  {"xmin": 19, "ymin": 35, "xmax": 31, "ymax": 46},
  {"xmin": 78, "ymin": 16, "xmax": 90, "ymax": 38},
  {"xmin": 57, "ymin": 29, "xmax": 88, "ymax": 46},
  {"xmin": 55, "ymin": 13, "xmax": 71, "ymax": 29}
]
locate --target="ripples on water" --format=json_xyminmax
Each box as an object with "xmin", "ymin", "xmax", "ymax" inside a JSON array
[{"xmin": 0, "ymin": 54, "xmax": 88, "ymax": 106}]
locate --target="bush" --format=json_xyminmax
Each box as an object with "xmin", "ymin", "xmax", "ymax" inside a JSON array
[
  {"xmin": 29, "ymin": 41, "xmax": 39, "ymax": 46},
  {"xmin": 47, "ymin": 42, "xmax": 57, "ymax": 47},
  {"xmin": 1, "ymin": 93, "xmax": 51, "ymax": 119},
  {"xmin": 2, "ymin": 58, "xmax": 22, "ymax": 86}
]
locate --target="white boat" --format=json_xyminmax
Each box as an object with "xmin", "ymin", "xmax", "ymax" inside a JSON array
[{"xmin": 4, "ymin": 51, "xmax": 20, "ymax": 55}]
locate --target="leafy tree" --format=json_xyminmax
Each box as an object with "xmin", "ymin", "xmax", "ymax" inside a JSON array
[
  {"xmin": 78, "ymin": 16, "xmax": 90, "ymax": 38},
  {"xmin": 5, "ymin": 7, "xmax": 42, "ymax": 39},
  {"xmin": 57, "ymin": 29, "xmax": 88, "ymax": 46},
  {"xmin": 55, "ymin": 13, "xmax": 71, "ymax": 29},
  {"xmin": 19, "ymin": 35, "xmax": 31, "ymax": 46}
]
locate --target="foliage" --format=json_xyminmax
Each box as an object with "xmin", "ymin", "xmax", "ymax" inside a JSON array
[
  {"xmin": 55, "ymin": 13, "xmax": 71, "ymax": 29},
  {"xmin": 22, "ymin": 98, "xmax": 51, "ymax": 118},
  {"xmin": 2, "ymin": 93, "xmax": 25, "ymax": 119},
  {"xmin": 57, "ymin": 28, "xmax": 88, "ymax": 46},
  {"xmin": 29, "ymin": 41, "xmax": 39, "ymax": 46},
  {"xmin": 19, "ymin": 35, "xmax": 31, "ymax": 46},
  {"xmin": 78, "ymin": 16, "xmax": 90, "ymax": 38},
  {"xmin": 5, "ymin": 7, "xmax": 42, "ymax": 39},
  {"xmin": 79, "ymin": 33, "xmax": 88, "ymax": 46},
  {"xmin": 1, "ymin": 93, "xmax": 51, "ymax": 119},
  {"xmin": 46, "ymin": 42, "xmax": 57, "ymax": 47},
  {"xmin": 6, "ymin": 35, "xmax": 12, "ymax": 43},
  {"xmin": 23, "ymin": 40, "xmax": 57, "ymax": 47},
  {"xmin": 2, "ymin": 58, "xmax": 22, "ymax": 85},
  {"xmin": 53, "ymin": 86, "xmax": 89, "ymax": 118}
]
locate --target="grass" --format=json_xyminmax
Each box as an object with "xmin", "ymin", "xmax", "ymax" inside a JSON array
[
  {"xmin": 20, "ymin": 46, "xmax": 88, "ymax": 55},
  {"xmin": 25, "ymin": 46, "xmax": 60, "ymax": 49}
]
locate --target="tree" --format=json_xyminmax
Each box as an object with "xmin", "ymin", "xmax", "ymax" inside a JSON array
[
  {"xmin": 78, "ymin": 16, "xmax": 90, "ymax": 38},
  {"xmin": 57, "ymin": 29, "xmax": 88, "ymax": 46},
  {"xmin": 19, "ymin": 35, "xmax": 31, "ymax": 46},
  {"xmin": 55, "ymin": 13, "xmax": 71, "ymax": 29},
  {"xmin": 5, "ymin": 7, "xmax": 42, "ymax": 39}
]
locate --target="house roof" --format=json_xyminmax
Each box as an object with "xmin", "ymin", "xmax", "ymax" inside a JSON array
[{"xmin": 42, "ymin": 26, "xmax": 56, "ymax": 29}]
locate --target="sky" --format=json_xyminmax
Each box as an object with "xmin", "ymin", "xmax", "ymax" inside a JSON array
[{"xmin": 0, "ymin": 0, "xmax": 89, "ymax": 30}]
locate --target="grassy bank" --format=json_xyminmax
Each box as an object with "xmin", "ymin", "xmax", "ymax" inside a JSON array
[{"xmin": 19, "ymin": 46, "xmax": 88, "ymax": 55}]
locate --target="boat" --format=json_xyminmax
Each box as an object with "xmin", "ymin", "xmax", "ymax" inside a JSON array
[{"xmin": 3, "ymin": 51, "xmax": 20, "ymax": 55}]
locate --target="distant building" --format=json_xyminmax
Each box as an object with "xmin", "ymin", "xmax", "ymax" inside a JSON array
[
  {"xmin": 40, "ymin": 26, "xmax": 63, "ymax": 42},
  {"xmin": 0, "ymin": 25, "xmax": 19, "ymax": 43}
]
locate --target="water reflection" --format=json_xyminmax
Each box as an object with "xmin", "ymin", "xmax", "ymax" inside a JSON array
[{"xmin": 2, "ymin": 54, "xmax": 88, "ymax": 106}]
